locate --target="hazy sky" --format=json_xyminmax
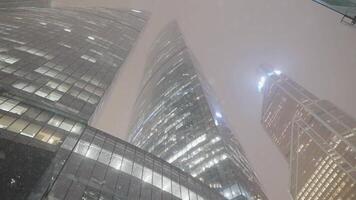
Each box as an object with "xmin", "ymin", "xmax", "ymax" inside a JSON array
[{"xmin": 53, "ymin": 1, "xmax": 356, "ymax": 199}]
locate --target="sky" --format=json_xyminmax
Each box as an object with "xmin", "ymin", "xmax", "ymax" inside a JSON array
[{"xmin": 53, "ymin": 0, "xmax": 356, "ymax": 199}]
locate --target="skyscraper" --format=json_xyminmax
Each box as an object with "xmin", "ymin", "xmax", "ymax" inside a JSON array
[
  {"xmin": 0, "ymin": 0, "xmax": 51, "ymax": 8},
  {"xmin": 129, "ymin": 22, "xmax": 267, "ymax": 200},
  {"xmin": 0, "ymin": 7, "xmax": 146, "ymax": 122},
  {"xmin": 0, "ymin": 7, "xmax": 225, "ymax": 200},
  {"xmin": 260, "ymin": 67, "xmax": 356, "ymax": 200}
]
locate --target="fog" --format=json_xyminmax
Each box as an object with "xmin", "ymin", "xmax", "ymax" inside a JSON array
[{"xmin": 53, "ymin": 0, "xmax": 356, "ymax": 199}]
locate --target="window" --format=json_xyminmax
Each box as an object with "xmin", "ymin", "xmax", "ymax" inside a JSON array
[
  {"xmin": 181, "ymin": 186, "xmax": 189, "ymax": 200},
  {"xmin": 36, "ymin": 111, "xmax": 52, "ymax": 122},
  {"xmin": 21, "ymin": 123, "xmax": 41, "ymax": 138},
  {"xmin": 153, "ymin": 171, "xmax": 162, "ymax": 189},
  {"xmin": 7, "ymin": 119, "xmax": 29, "ymax": 133},
  {"xmin": 35, "ymin": 87, "xmax": 50, "ymax": 97},
  {"xmin": 71, "ymin": 123, "xmax": 84, "ymax": 134},
  {"xmin": 48, "ymin": 115, "xmax": 64, "ymax": 127},
  {"xmin": 57, "ymin": 83, "xmax": 70, "ymax": 93},
  {"xmin": 48, "ymin": 131, "xmax": 65, "ymax": 145},
  {"xmin": 121, "ymin": 158, "xmax": 133, "ymax": 174},
  {"xmin": 143, "ymin": 167, "xmax": 152, "ymax": 183},
  {"xmin": 35, "ymin": 127, "xmax": 54, "ymax": 142},
  {"xmin": 12, "ymin": 81, "xmax": 28, "ymax": 90},
  {"xmin": 23, "ymin": 107, "xmax": 41, "ymax": 119},
  {"xmin": 10, "ymin": 104, "xmax": 28, "ymax": 115},
  {"xmin": 109, "ymin": 154, "xmax": 123, "ymax": 170},
  {"xmin": 0, "ymin": 115, "xmax": 16, "ymax": 128},
  {"xmin": 98, "ymin": 149, "xmax": 112, "ymax": 165},
  {"xmin": 46, "ymin": 81, "xmax": 59, "ymax": 89},
  {"xmin": 132, "ymin": 162, "xmax": 143, "ymax": 179},
  {"xmin": 162, "ymin": 176, "xmax": 171, "ymax": 193},
  {"xmin": 59, "ymin": 119, "xmax": 74, "ymax": 131},
  {"xmin": 172, "ymin": 181, "xmax": 181, "ymax": 198},
  {"xmin": 0, "ymin": 99, "xmax": 19, "ymax": 111},
  {"xmin": 47, "ymin": 91, "xmax": 62, "ymax": 101},
  {"xmin": 22, "ymin": 84, "xmax": 37, "ymax": 93}
]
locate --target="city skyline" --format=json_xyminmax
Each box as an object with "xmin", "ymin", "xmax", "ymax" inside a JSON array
[{"xmin": 1, "ymin": 0, "xmax": 356, "ymax": 199}]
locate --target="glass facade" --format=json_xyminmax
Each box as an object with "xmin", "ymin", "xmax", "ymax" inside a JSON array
[
  {"xmin": 0, "ymin": 7, "xmax": 226, "ymax": 200},
  {"xmin": 0, "ymin": 0, "xmax": 50, "ymax": 8},
  {"xmin": 129, "ymin": 22, "xmax": 267, "ymax": 200},
  {"xmin": 0, "ymin": 7, "xmax": 147, "ymax": 122},
  {"xmin": 0, "ymin": 92, "xmax": 224, "ymax": 200},
  {"xmin": 260, "ymin": 67, "xmax": 356, "ymax": 199},
  {"xmin": 314, "ymin": 0, "xmax": 356, "ymax": 21}
]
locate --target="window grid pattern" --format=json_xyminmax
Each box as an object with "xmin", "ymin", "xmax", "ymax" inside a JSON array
[{"xmin": 0, "ymin": 7, "xmax": 147, "ymax": 121}]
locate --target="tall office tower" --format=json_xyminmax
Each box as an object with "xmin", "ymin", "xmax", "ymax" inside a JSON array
[
  {"xmin": 129, "ymin": 22, "xmax": 267, "ymax": 200},
  {"xmin": 0, "ymin": 7, "xmax": 226, "ymax": 200},
  {"xmin": 260, "ymin": 67, "xmax": 356, "ymax": 199},
  {"xmin": 0, "ymin": 7, "xmax": 146, "ymax": 122},
  {"xmin": 0, "ymin": 0, "xmax": 51, "ymax": 8}
]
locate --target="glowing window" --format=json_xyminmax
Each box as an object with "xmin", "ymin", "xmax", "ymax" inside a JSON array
[
  {"xmin": 10, "ymin": 104, "xmax": 28, "ymax": 115},
  {"xmin": 35, "ymin": 127, "xmax": 54, "ymax": 142},
  {"xmin": 0, "ymin": 115, "xmax": 16, "ymax": 128},
  {"xmin": 7, "ymin": 119, "xmax": 29, "ymax": 133},
  {"xmin": 21, "ymin": 124, "xmax": 41, "ymax": 138}
]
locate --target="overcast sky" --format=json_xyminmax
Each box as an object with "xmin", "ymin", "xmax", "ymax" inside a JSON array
[{"xmin": 53, "ymin": 0, "xmax": 356, "ymax": 199}]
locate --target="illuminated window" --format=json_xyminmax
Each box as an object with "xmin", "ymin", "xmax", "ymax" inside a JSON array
[
  {"xmin": 7, "ymin": 119, "xmax": 29, "ymax": 133},
  {"xmin": 59, "ymin": 119, "xmax": 74, "ymax": 131},
  {"xmin": 162, "ymin": 176, "xmax": 171, "ymax": 193},
  {"xmin": 172, "ymin": 181, "xmax": 181, "ymax": 198},
  {"xmin": 57, "ymin": 83, "xmax": 70, "ymax": 93},
  {"xmin": 46, "ymin": 81, "xmax": 59, "ymax": 89},
  {"xmin": 0, "ymin": 115, "xmax": 16, "ymax": 128},
  {"xmin": 48, "ymin": 115, "xmax": 64, "ymax": 127},
  {"xmin": 48, "ymin": 132, "xmax": 64, "ymax": 145},
  {"xmin": 153, "ymin": 171, "xmax": 162, "ymax": 189},
  {"xmin": 35, "ymin": 87, "xmax": 50, "ymax": 97},
  {"xmin": 98, "ymin": 149, "xmax": 112, "ymax": 165},
  {"xmin": 71, "ymin": 123, "xmax": 84, "ymax": 134},
  {"xmin": 22, "ymin": 84, "xmax": 37, "ymax": 93},
  {"xmin": 0, "ymin": 99, "xmax": 19, "ymax": 111},
  {"xmin": 181, "ymin": 186, "xmax": 189, "ymax": 200},
  {"xmin": 10, "ymin": 104, "xmax": 28, "ymax": 115},
  {"xmin": 86, "ymin": 144, "xmax": 101, "ymax": 160},
  {"xmin": 21, "ymin": 124, "xmax": 41, "ymax": 138},
  {"xmin": 109, "ymin": 154, "xmax": 123, "ymax": 170},
  {"xmin": 35, "ymin": 127, "xmax": 54, "ymax": 142},
  {"xmin": 132, "ymin": 162, "xmax": 143, "ymax": 179},
  {"xmin": 143, "ymin": 167, "xmax": 153, "ymax": 183},
  {"xmin": 121, "ymin": 158, "xmax": 133, "ymax": 174},
  {"xmin": 47, "ymin": 91, "xmax": 62, "ymax": 101}
]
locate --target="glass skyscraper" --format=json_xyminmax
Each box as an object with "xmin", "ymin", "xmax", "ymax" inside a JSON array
[
  {"xmin": 0, "ymin": 0, "xmax": 50, "ymax": 8},
  {"xmin": 260, "ymin": 67, "xmax": 356, "ymax": 200},
  {"xmin": 0, "ymin": 8, "xmax": 225, "ymax": 200},
  {"xmin": 129, "ymin": 22, "xmax": 267, "ymax": 200}
]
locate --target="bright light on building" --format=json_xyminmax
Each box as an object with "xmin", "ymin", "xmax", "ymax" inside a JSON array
[
  {"xmin": 274, "ymin": 70, "xmax": 282, "ymax": 75},
  {"xmin": 88, "ymin": 36, "xmax": 95, "ymax": 40},
  {"xmin": 64, "ymin": 28, "xmax": 71, "ymax": 32},
  {"xmin": 215, "ymin": 111, "xmax": 222, "ymax": 118},
  {"xmin": 131, "ymin": 9, "xmax": 142, "ymax": 13},
  {"xmin": 258, "ymin": 76, "xmax": 266, "ymax": 92}
]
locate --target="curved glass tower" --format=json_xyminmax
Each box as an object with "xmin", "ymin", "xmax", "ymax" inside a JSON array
[{"xmin": 129, "ymin": 22, "xmax": 267, "ymax": 200}]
